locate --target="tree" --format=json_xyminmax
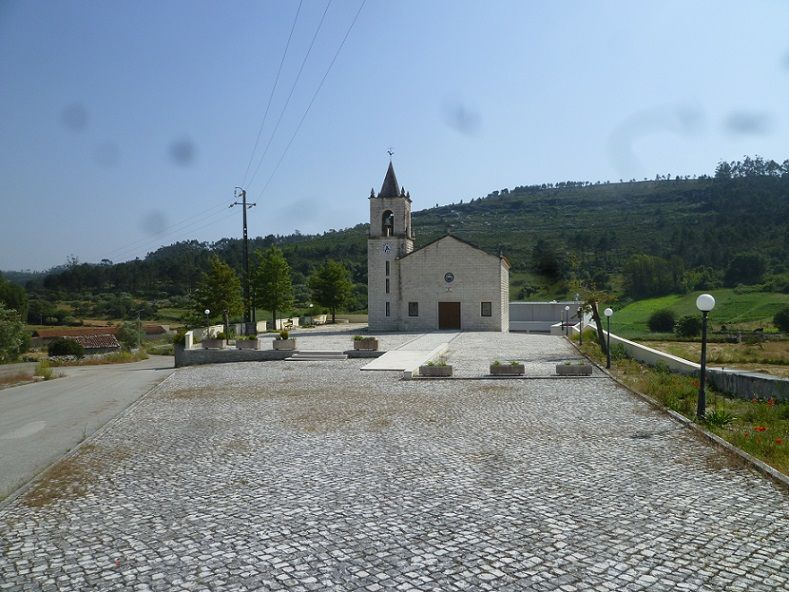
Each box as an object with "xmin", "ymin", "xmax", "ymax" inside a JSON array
[
  {"xmin": 0, "ymin": 306, "xmax": 27, "ymax": 363},
  {"xmin": 622, "ymin": 254, "xmax": 679, "ymax": 298},
  {"xmin": 674, "ymin": 315, "xmax": 702, "ymax": 338},
  {"xmin": 648, "ymin": 309, "xmax": 676, "ymax": 333},
  {"xmin": 0, "ymin": 274, "xmax": 28, "ymax": 320},
  {"xmin": 116, "ymin": 321, "xmax": 141, "ymax": 350},
  {"xmin": 774, "ymin": 306, "xmax": 789, "ymax": 332},
  {"xmin": 308, "ymin": 260, "xmax": 352, "ymax": 323},
  {"xmin": 196, "ymin": 255, "xmax": 243, "ymax": 335},
  {"xmin": 48, "ymin": 337, "xmax": 85, "ymax": 358},
  {"xmin": 252, "ymin": 246, "xmax": 294, "ymax": 331},
  {"xmin": 724, "ymin": 253, "xmax": 767, "ymax": 287}
]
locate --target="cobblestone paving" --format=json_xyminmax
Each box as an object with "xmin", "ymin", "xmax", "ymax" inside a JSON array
[{"xmin": 1, "ymin": 332, "xmax": 788, "ymax": 591}]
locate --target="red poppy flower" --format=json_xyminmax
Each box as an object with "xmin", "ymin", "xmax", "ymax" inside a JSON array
[
  {"xmin": 767, "ymin": 398, "xmax": 775, "ymax": 407},
  {"xmin": 776, "ymin": 438, "xmax": 784, "ymax": 445},
  {"xmin": 754, "ymin": 426, "xmax": 767, "ymax": 432}
]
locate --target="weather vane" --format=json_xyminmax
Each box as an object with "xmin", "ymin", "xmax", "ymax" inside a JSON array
[{"xmin": 387, "ymin": 147, "xmax": 394, "ymax": 158}]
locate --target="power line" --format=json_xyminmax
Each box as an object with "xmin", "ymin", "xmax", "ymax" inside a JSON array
[
  {"xmin": 246, "ymin": 0, "xmax": 334, "ymax": 191},
  {"xmin": 108, "ymin": 209, "xmax": 239, "ymax": 264},
  {"xmin": 240, "ymin": 0, "xmax": 303, "ymax": 188},
  {"xmin": 102, "ymin": 202, "xmax": 229, "ymax": 260},
  {"xmin": 258, "ymin": 0, "xmax": 367, "ymax": 199}
]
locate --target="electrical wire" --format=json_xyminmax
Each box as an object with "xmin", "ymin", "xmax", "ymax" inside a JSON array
[
  {"xmin": 240, "ymin": 0, "xmax": 303, "ymax": 188},
  {"xmin": 245, "ymin": 0, "xmax": 334, "ymax": 191},
  {"xmin": 257, "ymin": 0, "xmax": 367, "ymax": 199}
]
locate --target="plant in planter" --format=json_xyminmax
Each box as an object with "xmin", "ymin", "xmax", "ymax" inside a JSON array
[
  {"xmin": 202, "ymin": 331, "xmax": 227, "ymax": 349},
  {"xmin": 353, "ymin": 335, "xmax": 379, "ymax": 351},
  {"xmin": 556, "ymin": 360, "xmax": 593, "ymax": 376},
  {"xmin": 419, "ymin": 357, "xmax": 452, "ymax": 377},
  {"xmin": 236, "ymin": 335, "xmax": 261, "ymax": 350},
  {"xmin": 490, "ymin": 359, "xmax": 525, "ymax": 376},
  {"xmin": 272, "ymin": 329, "xmax": 297, "ymax": 351}
]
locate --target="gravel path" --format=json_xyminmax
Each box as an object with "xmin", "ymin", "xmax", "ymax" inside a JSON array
[{"xmin": 1, "ymin": 331, "xmax": 787, "ymax": 591}]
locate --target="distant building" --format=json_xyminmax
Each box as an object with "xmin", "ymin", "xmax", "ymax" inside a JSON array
[
  {"xmin": 367, "ymin": 162, "xmax": 510, "ymax": 331},
  {"xmin": 67, "ymin": 334, "xmax": 122, "ymax": 355}
]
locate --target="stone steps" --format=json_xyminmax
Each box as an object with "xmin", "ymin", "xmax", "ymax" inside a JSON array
[{"xmin": 285, "ymin": 352, "xmax": 348, "ymax": 362}]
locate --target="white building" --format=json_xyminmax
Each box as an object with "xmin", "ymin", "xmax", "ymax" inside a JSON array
[{"xmin": 367, "ymin": 162, "xmax": 510, "ymax": 331}]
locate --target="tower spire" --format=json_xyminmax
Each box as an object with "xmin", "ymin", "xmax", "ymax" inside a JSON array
[{"xmin": 378, "ymin": 161, "xmax": 400, "ymax": 198}]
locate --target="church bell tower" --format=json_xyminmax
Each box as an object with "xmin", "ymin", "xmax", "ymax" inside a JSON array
[{"xmin": 367, "ymin": 161, "xmax": 414, "ymax": 330}]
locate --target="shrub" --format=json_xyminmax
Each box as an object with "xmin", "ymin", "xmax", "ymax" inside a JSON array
[
  {"xmin": 48, "ymin": 338, "xmax": 85, "ymax": 358},
  {"xmin": 648, "ymin": 309, "xmax": 676, "ymax": 333},
  {"xmin": 35, "ymin": 359, "xmax": 53, "ymax": 380},
  {"xmin": 173, "ymin": 330, "xmax": 187, "ymax": 346},
  {"xmin": 215, "ymin": 331, "xmax": 228, "ymax": 340},
  {"xmin": 278, "ymin": 330, "xmax": 289, "ymax": 340},
  {"xmin": 704, "ymin": 408, "xmax": 735, "ymax": 427},
  {"xmin": 674, "ymin": 315, "xmax": 702, "ymax": 338},
  {"xmin": 774, "ymin": 306, "xmax": 789, "ymax": 332},
  {"xmin": 610, "ymin": 343, "xmax": 629, "ymax": 361}
]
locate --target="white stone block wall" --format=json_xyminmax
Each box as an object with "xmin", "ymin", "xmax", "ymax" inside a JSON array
[{"xmin": 397, "ymin": 237, "xmax": 507, "ymax": 331}]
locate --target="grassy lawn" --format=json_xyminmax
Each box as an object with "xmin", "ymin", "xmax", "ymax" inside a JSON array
[
  {"xmin": 578, "ymin": 337, "xmax": 789, "ymax": 476},
  {"xmin": 612, "ymin": 289, "xmax": 789, "ymax": 338},
  {"xmin": 646, "ymin": 341, "xmax": 789, "ymax": 378}
]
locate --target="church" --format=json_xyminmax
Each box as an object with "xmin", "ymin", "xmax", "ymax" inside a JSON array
[{"xmin": 367, "ymin": 162, "xmax": 510, "ymax": 332}]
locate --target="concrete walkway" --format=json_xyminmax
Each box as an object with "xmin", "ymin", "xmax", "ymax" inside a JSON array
[{"xmin": 361, "ymin": 331, "xmax": 460, "ymax": 371}]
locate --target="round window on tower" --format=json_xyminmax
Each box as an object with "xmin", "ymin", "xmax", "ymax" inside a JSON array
[{"xmin": 444, "ymin": 272, "xmax": 454, "ymax": 283}]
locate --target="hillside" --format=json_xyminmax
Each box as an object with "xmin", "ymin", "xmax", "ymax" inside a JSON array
[{"xmin": 16, "ymin": 156, "xmax": 789, "ymax": 307}]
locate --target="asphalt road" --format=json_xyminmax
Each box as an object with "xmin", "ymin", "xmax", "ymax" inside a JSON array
[{"xmin": 0, "ymin": 356, "xmax": 173, "ymax": 500}]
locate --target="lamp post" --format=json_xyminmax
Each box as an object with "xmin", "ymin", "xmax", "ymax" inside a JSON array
[
  {"xmin": 564, "ymin": 305, "xmax": 569, "ymax": 336},
  {"xmin": 695, "ymin": 294, "xmax": 716, "ymax": 419},
  {"xmin": 604, "ymin": 308, "xmax": 613, "ymax": 369},
  {"xmin": 577, "ymin": 307, "xmax": 583, "ymax": 345}
]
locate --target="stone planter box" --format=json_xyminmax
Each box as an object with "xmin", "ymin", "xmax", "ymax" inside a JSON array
[
  {"xmin": 556, "ymin": 363, "xmax": 593, "ymax": 376},
  {"xmin": 272, "ymin": 338, "xmax": 296, "ymax": 351},
  {"xmin": 202, "ymin": 339, "xmax": 227, "ymax": 350},
  {"xmin": 353, "ymin": 338, "xmax": 379, "ymax": 351},
  {"xmin": 419, "ymin": 365, "xmax": 452, "ymax": 377},
  {"xmin": 236, "ymin": 339, "xmax": 262, "ymax": 350},
  {"xmin": 490, "ymin": 363, "xmax": 525, "ymax": 376}
]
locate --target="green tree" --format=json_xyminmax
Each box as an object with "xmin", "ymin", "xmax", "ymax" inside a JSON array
[
  {"xmin": 622, "ymin": 254, "xmax": 678, "ymax": 298},
  {"xmin": 774, "ymin": 306, "xmax": 789, "ymax": 332},
  {"xmin": 252, "ymin": 246, "xmax": 294, "ymax": 331},
  {"xmin": 648, "ymin": 309, "xmax": 676, "ymax": 333},
  {"xmin": 674, "ymin": 315, "xmax": 702, "ymax": 338},
  {"xmin": 116, "ymin": 321, "xmax": 141, "ymax": 350},
  {"xmin": 308, "ymin": 260, "xmax": 352, "ymax": 323},
  {"xmin": 48, "ymin": 337, "xmax": 84, "ymax": 358},
  {"xmin": 196, "ymin": 255, "xmax": 243, "ymax": 335},
  {"xmin": 0, "ymin": 274, "xmax": 28, "ymax": 320},
  {"xmin": 724, "ymin": 253, "xmax": 767, "ymax": 287},
  {"xmin": 0, "ymin": 306, "xmax": 27, "ymax": 363}
]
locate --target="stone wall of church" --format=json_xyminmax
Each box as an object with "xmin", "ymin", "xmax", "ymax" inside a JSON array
[{"xmin": 396, "ymin": 237, "xmax": 508, "ymax": 332}]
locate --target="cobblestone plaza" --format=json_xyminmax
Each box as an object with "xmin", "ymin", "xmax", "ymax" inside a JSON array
[{"xmin": 1, "ymin": 332, "xmax": 788, "ymax": 591}]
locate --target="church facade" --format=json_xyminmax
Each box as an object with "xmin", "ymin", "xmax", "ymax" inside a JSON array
[{"xmin": 367, "ymin": 162, "xmax": 510, "ymax": 332}]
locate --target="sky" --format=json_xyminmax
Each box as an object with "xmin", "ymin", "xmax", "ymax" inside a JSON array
[{"xmin": 1, "ymin": 0, "xmax": 789, "ymax": 271}]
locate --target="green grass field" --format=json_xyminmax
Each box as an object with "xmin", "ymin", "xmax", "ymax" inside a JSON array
[{"xmin": 611, "ymin": 289, "xmax": 789, "ymax": 338}]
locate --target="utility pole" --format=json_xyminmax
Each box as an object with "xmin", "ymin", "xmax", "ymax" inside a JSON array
[{"xmin": 231, "ymin": 187, "xmax": 256, "ymax": 333}]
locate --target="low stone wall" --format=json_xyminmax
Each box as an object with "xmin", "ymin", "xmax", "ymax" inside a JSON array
[
  {"xmin": 174, "ymin": 347, "xmax": 291, "ymax": 368},
  {"xmin": 583, "ymin": 327, "xmax": 789, "ymax": 402}
]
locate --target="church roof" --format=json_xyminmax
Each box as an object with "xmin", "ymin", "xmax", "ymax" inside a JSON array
[
  {"xmin": 378, "ymin": 161, "xmax": 401, "ymax": 198},
  {"xmin": 399, "ymin": 234, "xmax": 511, "ymax": 268}
]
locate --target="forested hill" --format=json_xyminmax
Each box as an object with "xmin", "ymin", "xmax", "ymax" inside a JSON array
[{"xmin": 21, "ymin": 156, "xmax": 789, "ymax": 301}]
